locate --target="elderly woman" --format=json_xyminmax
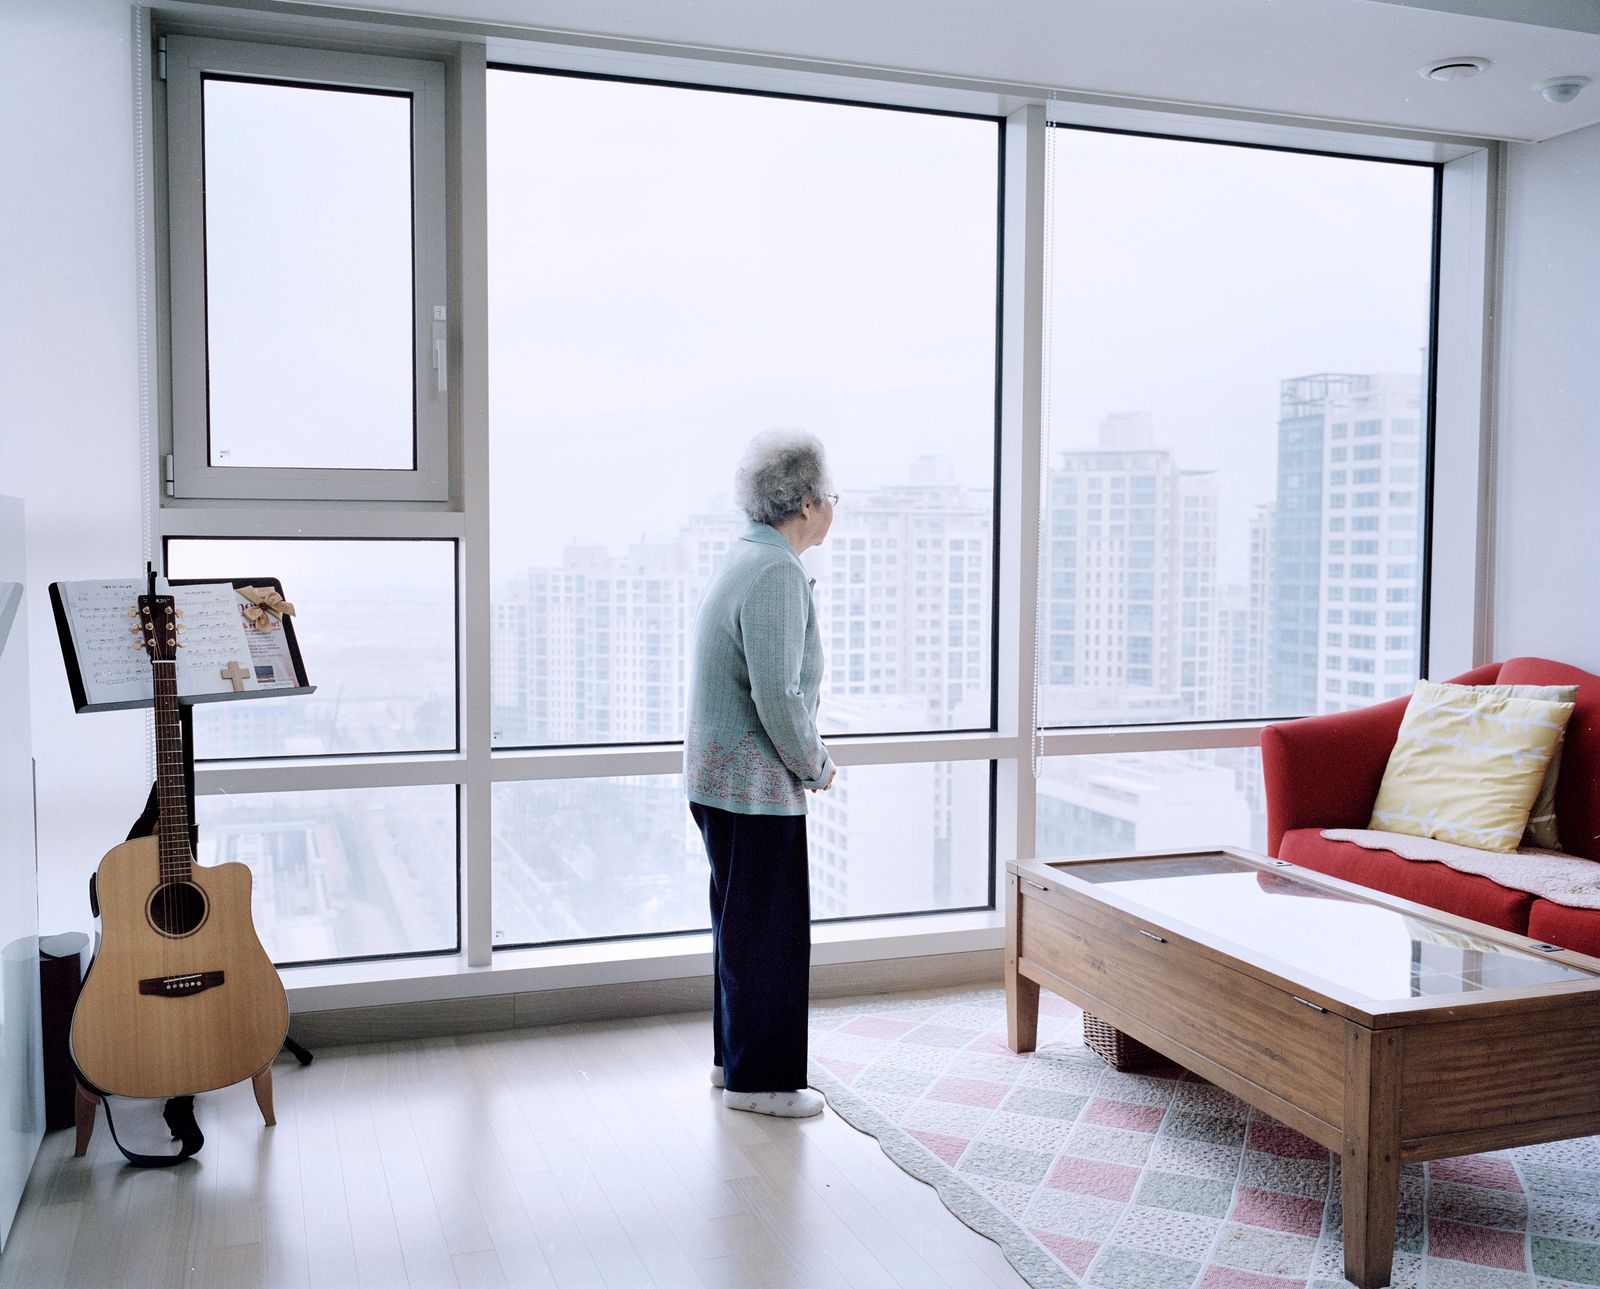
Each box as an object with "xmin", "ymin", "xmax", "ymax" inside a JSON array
[{"xmin": 685, "ymin": 429, "xmax": 837, "ymax": 1118}]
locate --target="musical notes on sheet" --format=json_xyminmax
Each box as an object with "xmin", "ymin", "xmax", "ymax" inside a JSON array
[{"xmin": 56, "ymin": 579, "xmax": 306, "ymax": 710}]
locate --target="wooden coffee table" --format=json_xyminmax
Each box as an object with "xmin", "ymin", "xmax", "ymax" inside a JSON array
[{"xmin": 1006, "ymin": 848, "xmax": 1600, "ymax": 1289}]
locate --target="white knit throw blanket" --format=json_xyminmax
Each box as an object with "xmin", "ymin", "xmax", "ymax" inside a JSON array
[{"xmin": 1321, "ymin": 829, "xmax": 1600, "ymax": 910}]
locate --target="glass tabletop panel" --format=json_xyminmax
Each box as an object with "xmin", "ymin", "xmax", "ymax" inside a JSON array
[{"xmin": 1048, "ymin": 852, "xmax": 1595, "ymax": 1001}]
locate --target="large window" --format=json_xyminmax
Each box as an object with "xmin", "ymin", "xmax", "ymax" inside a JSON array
[
  {"xmin": 486, "ymin": 71, "xmax": 1002, "ymax": 749},
  {"xmin": 153, "ymin": 32, "xmax": 1458, "ymax": 978},
  {"xmin": 1039, "ymin": 129, "xmax": 1436, "ymax": 729}
]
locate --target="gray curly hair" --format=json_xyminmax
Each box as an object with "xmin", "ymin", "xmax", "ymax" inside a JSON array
[{"xmin": 734, "ymin": 429, "xmax": 832, "ymax": 526}]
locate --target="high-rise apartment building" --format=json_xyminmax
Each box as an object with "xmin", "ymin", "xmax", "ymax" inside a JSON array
[
  {"xmin": 1044, "ymin": 413, "xmax": 1219, "ymax": 718},
  {"xmin": 492, "ymin": 459, "xmax": 991, "ymax": 745},
  {"xmin": 1215, "ymin": 583, "xmax": 1252, "ymax": 720},
  {"xmin": 1247, "ymin": 502, "xmax": 1276, "ymax": 715},
  {"xmin": 1315, "ymin": 374, "xmax": 1426, "ymax": 712},
  {"xmin": 493, "ymin": 542, "xmax": 690, "ymax": 745},
  {"xmin": 804, "ymin": 700, "xmax": 984, "ymax": 918},
  {"xmin": 1035, "ymin": 752, "xmax": 1248, "ymax": 856},
  {"xmin": 1272, "ymin": 373, "xmax": 1366, "ymax": 715},
  {"xmin": 809, "ymin": 456, "xmax": 992, "ymax": 729}
]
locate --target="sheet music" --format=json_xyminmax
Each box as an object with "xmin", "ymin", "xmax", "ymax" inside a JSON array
[
  {"xmin": 57, "ymin": 578, "xmax": 306, "ymax": 708},
  {"xmin": 178, "ymin": 582, "xmax": 267, "ymax": 696},
  {"xmin": 59, "ymin": 579, "xmax": 151, "ymax": 706}
]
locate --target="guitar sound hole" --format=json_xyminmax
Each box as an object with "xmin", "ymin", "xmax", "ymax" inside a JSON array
[{"xmin": 146, "ymin": 881, "xmax": 209, "ymax": 938}]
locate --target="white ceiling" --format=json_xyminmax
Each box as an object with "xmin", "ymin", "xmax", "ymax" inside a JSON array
[{"xmin": 277, "ymin": 0, "xmax": 1600, "ymax": 141}]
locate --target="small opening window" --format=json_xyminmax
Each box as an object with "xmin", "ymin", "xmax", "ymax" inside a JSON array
[{"xmin": 163, "ymin": 37, "xmax": 449, "ymax": 500}]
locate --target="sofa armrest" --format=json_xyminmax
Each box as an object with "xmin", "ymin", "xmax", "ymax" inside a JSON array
[
  {"xmin": 1261, "ymin": 662, "xmax": 1503, "ymax": 855},
  {"xmin": 1262, "ymin": 699, "xmax": 1409, "ymax": 855}
]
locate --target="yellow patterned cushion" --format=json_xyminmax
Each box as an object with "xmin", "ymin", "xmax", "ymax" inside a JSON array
[
  {"xmin": 1474, "ymin": 683, "xmax": 1578, "ymax": 850},
  {"xmin": 1369, "ymin": 680, "xmax": 1575, "ymax": 852}
]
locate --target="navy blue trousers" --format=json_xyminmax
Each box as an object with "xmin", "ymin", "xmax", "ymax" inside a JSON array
[{"xmin": 690, "ymin": 802, "xmax": 811, "ymax": 1093}]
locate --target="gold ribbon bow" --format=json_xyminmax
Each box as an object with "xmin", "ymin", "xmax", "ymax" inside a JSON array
[{"xmin": 238, "ymin": 585, "xmax": 296, "ymax": 632}]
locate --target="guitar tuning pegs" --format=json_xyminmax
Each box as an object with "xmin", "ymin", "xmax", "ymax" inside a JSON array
[
  {"xmin": 128, "ymin": 608, "xmax": 139, "ymax": 618},
  {"xmin": 175, "ymin": 609, "xmax": 184, "ymax": 618},
  {"xmin": 177, "ymin": 625, "xmax": 185, "ymax": 633}
]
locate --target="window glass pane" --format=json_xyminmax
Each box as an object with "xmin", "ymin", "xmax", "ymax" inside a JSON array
[
  {"xmin": 167, "ymin": 539, "xmax": 456, "ymax": 757},
  {"xmin": 808, "ymin": 760, "xmax": 991, "ymax": 919},
  {"xmin": 195, "ymin": 784, "xmax": 456, "ymax": 964},
  {"xmin": 202, "ymin": 78, "xmax": 414, "ymax": 469},
  {"xmin": 493, "ymin": 776, "xmax": 704, "ymax": 946},
  {"xmin": 493, "ymin": 762, "xmax": 990, "ymax": 947},
  {"xmin": 1035, "ymin": 749, "xmax": 1265, "ymax": 858},
  {"xmin": 1041, "ymin": 130, "xmax": 1434, "ymax": 726},
  {"xmin": 487, "ymin": 72, "xmax": 998, "ymax": 746}
]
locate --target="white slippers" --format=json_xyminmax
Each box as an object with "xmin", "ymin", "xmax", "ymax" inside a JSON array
[
  {"xmin": 710, "ymin": 1064, "xmax": 823, "ymax": 1118},
  {"xmin": 721, "ymin": 1088, "xmax": 824, "ymax": 1118}
]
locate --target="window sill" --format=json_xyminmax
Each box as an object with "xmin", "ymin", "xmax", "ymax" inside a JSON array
[{"xmin": 282, "ymin": 908, "xmax": 1005, "ymax": 1013}]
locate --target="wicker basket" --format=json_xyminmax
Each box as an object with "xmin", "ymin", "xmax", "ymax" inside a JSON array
[{"xmin": 1082, "ymin": 1012, "xmax": 1161, "ymax": 1072}]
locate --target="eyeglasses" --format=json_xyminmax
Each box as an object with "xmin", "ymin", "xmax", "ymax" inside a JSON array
[{"xmin": 823, "ymin": 492, "xmax": 839, "ymax": 507}]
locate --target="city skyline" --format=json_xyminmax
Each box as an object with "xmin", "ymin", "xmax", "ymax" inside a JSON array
[
  {"xmin": 489, "ymin": 367, "xmax": 1427, "ymax": 742},
  {"xmin": 182, "ymin": 365, "xmax": 1430, "ymax": 955}
]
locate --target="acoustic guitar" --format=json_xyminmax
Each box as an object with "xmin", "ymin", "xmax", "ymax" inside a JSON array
[{"xmin": 70, "ymin": 592, "xmax": 289, "ymax": 1101}]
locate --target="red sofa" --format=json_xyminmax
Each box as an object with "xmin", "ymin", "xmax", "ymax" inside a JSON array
[{"xmin": 1262, "ymin": 657, "xmax": 1600, "ymax": 954}]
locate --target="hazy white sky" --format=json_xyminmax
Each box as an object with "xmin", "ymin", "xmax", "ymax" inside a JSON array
[
  {"xmin": 1049, "ymin": 130, "xmax": 1434, "ymax": 578},
  {"xmin": 205, "ymin": 69, "xmax": 1433, "ymax": 585},
  {"xmin": 206, "ymin": 79, "xmax": 415, "ymax": 469},
  {"xmin": 485, "ymin": 72, "xmax": 1000, "ymax": 575},
  {"xmin": 482, "ymin": 70, "xmax": 1433, "ymax": 586}
]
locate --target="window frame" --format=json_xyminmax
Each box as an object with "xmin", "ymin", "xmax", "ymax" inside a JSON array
[
  {"xmin": 137, "ymin": 14, "xmax": 1499, "ymax": 1001},
  {"xmin": 163, "ymin": 36, "xmax": 452, "ymax": 501}
]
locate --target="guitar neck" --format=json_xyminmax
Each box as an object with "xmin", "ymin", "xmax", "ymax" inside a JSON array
[{"xmin": 152, "ymin": 658, "xmax": 191, "ymax": 883}]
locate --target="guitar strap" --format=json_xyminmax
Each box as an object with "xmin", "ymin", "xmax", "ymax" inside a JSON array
[{"xmin": 74, "ymin": 1070, "xmax": 205, "ymax": 1167}]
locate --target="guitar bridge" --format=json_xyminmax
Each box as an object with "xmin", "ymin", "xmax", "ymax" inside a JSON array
[{"xmin": 138, "ymin": 971, "xmax": 224, "ymax": 997}]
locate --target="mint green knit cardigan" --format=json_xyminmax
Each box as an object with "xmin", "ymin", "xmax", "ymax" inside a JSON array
[{"xmin": 684, "ymin": 522, "xmax": 833, "ymax": 816}]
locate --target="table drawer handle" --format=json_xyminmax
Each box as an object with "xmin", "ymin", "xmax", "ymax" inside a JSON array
[
  {"xmin": 1136, "ymin": 929, "xmax": 1166, "ymax": 943},
  {"xmin": 1023, "ymin": 880, "xmax": 1049, "ymax": 892},
  {"xmin": 1293, "ymin": 996, "xmax": 1327, "ymax": 1013}
]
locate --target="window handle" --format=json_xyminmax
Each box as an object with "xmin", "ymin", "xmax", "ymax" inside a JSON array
[{"xmin": 432, "ymin": 305, "xmax": 448, "ymax": 394}]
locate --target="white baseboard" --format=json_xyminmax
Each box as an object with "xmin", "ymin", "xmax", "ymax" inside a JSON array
[{"xmin": 283, "ymin": 948, "xmax": 1003, "ymax": 1048}]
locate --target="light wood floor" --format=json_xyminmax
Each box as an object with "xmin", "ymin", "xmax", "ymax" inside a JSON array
[{"xmin": 0, "ymin": 988, "xmax": 1028, "ymax": 1288}]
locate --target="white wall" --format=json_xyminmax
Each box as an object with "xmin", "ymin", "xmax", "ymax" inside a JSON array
[
  {"xmin": 0, "ymin": 0, "xmax": 151, "ymax": 935},
  {"xmin": 1495, "ymin": 122, "xmax": 1600, "ymax": 671}
]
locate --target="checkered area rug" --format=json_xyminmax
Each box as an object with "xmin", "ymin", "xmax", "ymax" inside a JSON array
[{"xmin": 806, "ymin": 989, "xmax": 1600, "ymax": 1289}]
